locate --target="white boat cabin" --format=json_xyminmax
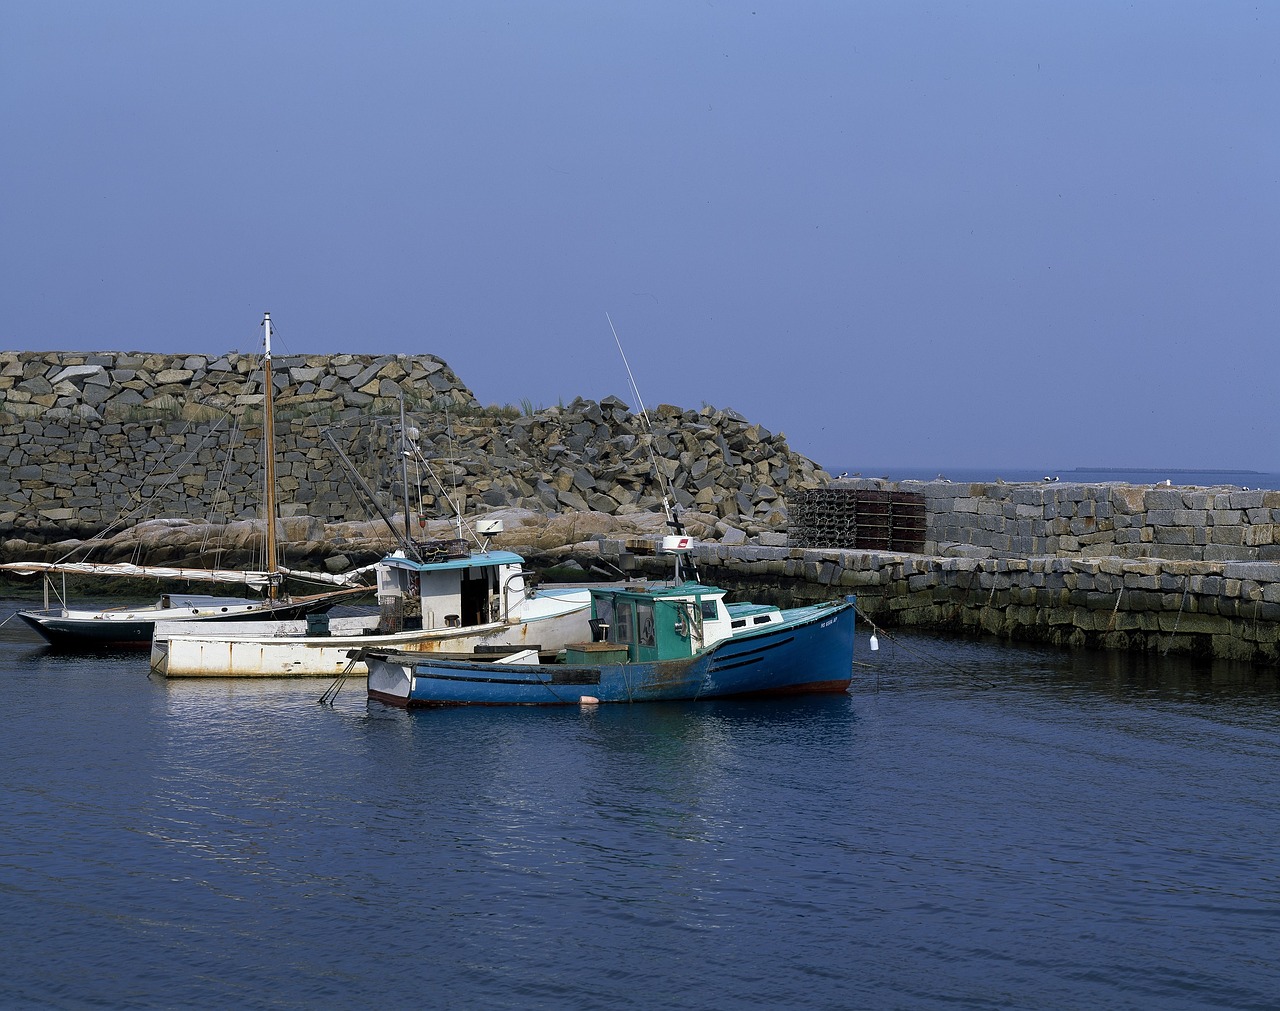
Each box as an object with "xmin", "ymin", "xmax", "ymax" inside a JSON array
[
  {"xmin": 376, "ymin": 541, "xmax": 532, "ymax": 631},
  {"xmin": 725, "ymin": 602, "xmax": 785, "ymax": 633}
]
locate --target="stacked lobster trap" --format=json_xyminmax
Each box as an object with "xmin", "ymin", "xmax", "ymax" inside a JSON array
[{"xmin": 788, "ymin": 488, "xmax": 927, "ymax": 552}]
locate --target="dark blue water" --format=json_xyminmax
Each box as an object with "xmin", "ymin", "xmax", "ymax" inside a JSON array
[{"xmin": 3, "ymin": 599, "xmax": 1280, "ymax": 1009}]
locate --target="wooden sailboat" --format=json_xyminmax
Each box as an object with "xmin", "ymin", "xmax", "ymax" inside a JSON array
[{"xmin": 7, "ymin": 313, "xmax": 368, "ymax": 648}]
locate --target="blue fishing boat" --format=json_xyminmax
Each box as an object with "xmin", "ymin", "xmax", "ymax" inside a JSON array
[
  {"xmin": 360, "ymin": 576, "xmax": 856, "ymax": 707},
  {"xmin": 356, "ymin": 316, "xmax": 856, "ymax": 707}
]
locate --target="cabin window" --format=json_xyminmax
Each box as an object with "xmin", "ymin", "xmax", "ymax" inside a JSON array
[
  {"xmin": 700, "ymin": 600, "xmax": 719, "ymax": 620},
  {"xmin": 636, "ymin": 601, "xmax": 655, "ymax": 648},
  {"xmin": 615, "ymin": 601, "xmax": 635, "ymax": 643},
  {"xmin": 731, "ymin": 618, "xmax": 746, "ymax": 629},
  {"xmin": 753, "ymin": 615, "xmax": 772, "ymax": 625}
]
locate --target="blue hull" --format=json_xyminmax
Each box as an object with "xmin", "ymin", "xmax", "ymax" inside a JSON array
[{"xmin": 367, "ymin": 598, "xmax": 856, "ymax": 707}]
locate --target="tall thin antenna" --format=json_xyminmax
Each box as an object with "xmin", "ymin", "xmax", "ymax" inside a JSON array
[
  {"xmin": 608, "ymin": 312, "xmax": 654, "ymax": 432},
  {"xmin": 443, "ymin": 399, "xmax": 463, "ymax": 540},
  {"xmin": 606, "ymin": 313, "xmax": 697, "ymax": 581}
]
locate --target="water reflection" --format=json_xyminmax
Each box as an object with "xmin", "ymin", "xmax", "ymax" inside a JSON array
[
  {"xmin": 5, "ymin": 600, "xmax": 1280, "ymax": 1008},
  {"xmin": 860, "ymin": 626, "xmax": 1280, "ymax": 707}
]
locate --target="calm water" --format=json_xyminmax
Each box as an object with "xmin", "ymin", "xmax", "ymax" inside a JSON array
[{"xmin": 2, "ymin": 599, "xmax": 1280, "ymax": 1009}]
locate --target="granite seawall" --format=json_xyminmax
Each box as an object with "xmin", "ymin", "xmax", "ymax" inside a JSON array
[{"xmin": 605, "ymin": 479, "xmax": 1280, "ymax": 664}]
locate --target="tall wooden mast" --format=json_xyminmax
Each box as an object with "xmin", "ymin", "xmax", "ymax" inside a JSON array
[{"xmin": 262, "ymin": 312, "xmax": 279, "ymax": 599}]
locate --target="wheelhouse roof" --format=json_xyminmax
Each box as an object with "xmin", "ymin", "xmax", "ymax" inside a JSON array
[
  {"xmin": 381, "ymin": 550, "xmax": 526, "ymax": 573},
  {"xmin": 592, "ymin": 580, "xmax": 726, "ymax": 603}
]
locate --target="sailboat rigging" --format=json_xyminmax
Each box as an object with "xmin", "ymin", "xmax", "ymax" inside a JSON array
[
  {"xmin": 5, "ymin": 312, "xmax": 368, "ymax": 648},
  {"xmin": 262, "ymin": 311, "xmax": 281, "ymax": 597}
]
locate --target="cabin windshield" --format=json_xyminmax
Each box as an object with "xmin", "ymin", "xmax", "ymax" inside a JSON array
[
  {"xmin": 614, "ymin": 599, "xmax": 634, "ymax": 642},
  {"xmin": 591, "ymin": 587, "xmax": 723, "ymax": 661},
  {"xmin": 636, "ymin": 601, "xmax": 656, "ymax": 647}
]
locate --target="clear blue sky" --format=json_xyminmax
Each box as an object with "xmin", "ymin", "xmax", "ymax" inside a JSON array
[{"xmin": 3, "ymin": 2, "xmax": 1277, "ymax": 473}]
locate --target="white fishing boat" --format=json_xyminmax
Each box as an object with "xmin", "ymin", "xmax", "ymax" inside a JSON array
[
  {"xmin": 149, "ymin": 388, "xmax": 597, "ymax": 677},
  {"xmin": 6, "ymin": 313, "xmax": 369, "ymax": 648},
  {"xmin": 150, "ymin": 539, "xmax": 593, "ymax": 677}
]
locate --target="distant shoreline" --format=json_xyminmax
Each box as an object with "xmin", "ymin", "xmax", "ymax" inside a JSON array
[
  {"xmin": 830, "ymin": 466, "xmax": 1278, "ymax": 489},
  {"xmin": 840, "ymin": 466, "xmax": 1269, "ymax": 477},
  {"xmin": 1070, "ymin": 467, "xmax": 1265, "ymax": 475}
]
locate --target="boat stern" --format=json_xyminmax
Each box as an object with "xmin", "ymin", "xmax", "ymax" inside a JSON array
[
  {"xmin": 149, "ymin": 637, "xmax": 170, "ymax": 676},
  {"xmin": 363, "ymin": 650, "xmax": 414, "ymax": 706}
]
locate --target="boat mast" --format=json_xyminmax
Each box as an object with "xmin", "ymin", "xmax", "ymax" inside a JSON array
[
  {"xmin": 262, "ymin": 312, "xmax": 280, "ymax": 599},
  {"xmin": 399, "ymin": 394, "xmax": 413, "ymax": 551}
]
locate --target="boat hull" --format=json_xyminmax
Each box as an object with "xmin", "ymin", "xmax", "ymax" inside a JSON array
[
  {"xmin": 366, "ymin": 598, "xmax": 856, "ymax": 706},
  {"xmin": 150, "ymin": 590, "xmax": 593, "ymax": 677}
]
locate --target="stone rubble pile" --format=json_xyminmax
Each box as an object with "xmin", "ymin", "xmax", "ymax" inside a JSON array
[
  {"xmin": 0, "ymin": 351, "xmax": 831, "ymax": 563},
  {"xmin": 405, "ymin": 396, "xmax": 826, "ymax": 539}
]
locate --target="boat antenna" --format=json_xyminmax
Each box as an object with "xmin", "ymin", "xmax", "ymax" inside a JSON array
[
  {"xmin": 606, "ymin": 312, "xmax": 698, "ymax": 582},
  {"xmin": 261, "ymin": 312, "xmax": 281, "ymax": 600},
  {"xmin": 401, "ymin": 438, "xmax": 486, "ymax": 549}
]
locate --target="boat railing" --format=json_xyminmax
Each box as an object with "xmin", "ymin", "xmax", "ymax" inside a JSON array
[{"xmin": 501, "ymin": 570, "xmax": 539, "ymax": 621}]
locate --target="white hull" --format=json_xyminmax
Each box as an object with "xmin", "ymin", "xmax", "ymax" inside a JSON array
[{"xmin": 150, "ymin": 589, "xmax": 593, "ymax": 678}]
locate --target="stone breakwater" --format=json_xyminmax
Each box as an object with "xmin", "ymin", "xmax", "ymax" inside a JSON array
[
  {"xmin": 0, "ymin": 350, "xmax": 828, "ymax": 557},
  {"xmin": 596, "ymin": 478, "xmax": 1280, "ymax": 664},
  {"xmin": 891, "ymin": 478, "xmax": 1280, "ymax": 563},
  {"xmin": 0, "ymin": 348, "xmax": 475, "ymax": 425},
  {"xmin": 600, "ymin": 539, "xmax": 1280, "ymax": 664}
]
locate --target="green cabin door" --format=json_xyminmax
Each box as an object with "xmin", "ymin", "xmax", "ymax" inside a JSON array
[{"xmin": 630, "ymin": 598, "xmax": 695, "ymax": 663}]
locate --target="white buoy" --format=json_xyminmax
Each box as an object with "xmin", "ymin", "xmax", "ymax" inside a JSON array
[
  {"xmin": 580, "ymin": 696, "xmax": 600, "ymax": 706},
  {"xmin": 870, "ymin": 634, "xmax": 879, "ymax": 652}
]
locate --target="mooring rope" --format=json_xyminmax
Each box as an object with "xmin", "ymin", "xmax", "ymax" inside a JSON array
[
  {"xmin": 319, "ymin": 653, "xmax": 363, "ymax": 705},
  {"xmin": 1160, "ymin": 583, "xmax": 1190, "ymax": 657},
  {"xmin": 1106, "ymin": 586, "xmax": 1124, "ymax": 632},
  {"xmin": 853, "ymin": 603, "xmax": 997, "ymax": 689}
]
